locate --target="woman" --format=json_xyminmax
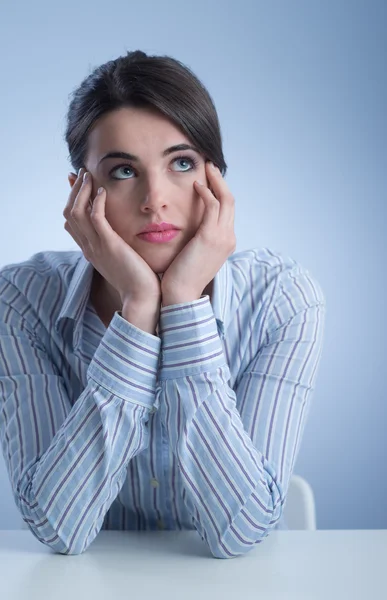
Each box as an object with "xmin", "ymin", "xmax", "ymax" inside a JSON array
[{"xmin": 0, "ymin": 50, "xmax": 325, "ymax": 558}]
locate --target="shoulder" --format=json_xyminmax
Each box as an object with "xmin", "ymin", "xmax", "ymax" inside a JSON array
[
  {"xmin": 229, "ymin": 246, "xmax": 325, "ymax": 309},
  {"xmin": 0, "ymin": 250, "xmax": 81, "ymax": 328},
  {"xmin": 0, "ymin": 250, "xmax": 80, "ymax": 292}
]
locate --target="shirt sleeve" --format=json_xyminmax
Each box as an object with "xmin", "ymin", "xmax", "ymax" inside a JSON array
[
  {"xmin": 0, "ymin": 277, "xmax": 161, "ymax": 555},
  {"xmin": 156, "ymin": 266, "xmax": 326, "ymax": 559}
]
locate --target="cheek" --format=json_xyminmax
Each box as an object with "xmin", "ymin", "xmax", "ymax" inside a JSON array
[
  {"xmin": 102, "ymin": 193, "xmax": 126, "ymax": 219},
  {"xmin": 101, "ymin": 202, "xmax": 131, "ymax": 235},
  {"xmin": 101, "ymin": 202, "xmax": 115, "ymax": 224}
]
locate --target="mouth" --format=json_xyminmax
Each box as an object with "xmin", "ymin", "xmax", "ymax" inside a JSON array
[{"xmin": 137, "ymin": 229, "xmax": 181, "ymax": 243}]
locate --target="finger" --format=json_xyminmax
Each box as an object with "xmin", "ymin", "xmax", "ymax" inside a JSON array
[
  {"xmin": 63, "ymin": 168, "xmax": 85, "ymax": 219},
  {"xmin": 87, "ymin": 187, "xmax": 125, "ymax": 245},
  {"xmin": 67, "ymin": 172, "xmax": 101, "ymax": 254},
  {"xmin": 205, "ymin": 161, "xmax": 235, "ymax": 228},
  {"xmin": 205, "ymin": 161, "xmax": 227, "ymax": 199},
  {"xmin": 194, "ymin": 181, "xmax": 220, "ymax": 230},
  {"xmin": 73, "ymin": 184, "xmax": 121, "ymax": 258},
  {"xmin": 64, "ymin": 202, "xmax": 99, "ymax": 258},
  {"xmin": 206, "ymin": 161, "xmax": 234, "ymax": 207},
  {"xmin": 64, "ymin": 219, "xmax": 84, "ymax": 250}
]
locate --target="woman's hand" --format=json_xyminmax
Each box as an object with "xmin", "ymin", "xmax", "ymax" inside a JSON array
[
  {"xmin": 63, "ymin": 168, "xmax": 162, "ymax": 305},
  {"xmin": 160, "ymin": 161, "xmax": 236, "ymax": 305}
]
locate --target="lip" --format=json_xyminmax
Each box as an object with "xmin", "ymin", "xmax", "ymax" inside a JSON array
[
  {"xmin": 138, "ymin": 221, "xmax": 179, "ymax": 233},
  {"xmin": 138, "ymin": 230, "xmax": 180, "ymax": 243}
]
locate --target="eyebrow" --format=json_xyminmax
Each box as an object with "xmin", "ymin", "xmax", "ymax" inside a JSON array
[{"xmin": 98, "ymin": 143, "xmax": 201, "ymax": 166}]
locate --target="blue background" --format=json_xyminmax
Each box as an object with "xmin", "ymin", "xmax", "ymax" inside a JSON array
[{"xmin": 0, "ymin": 0, "xmax": 385, "ymax": 530}]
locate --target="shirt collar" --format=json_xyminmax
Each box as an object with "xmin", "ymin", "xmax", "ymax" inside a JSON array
[
  {"xmin": 55, "ymin": 251, "xmax": 236, "ymax": 347},
  {"xmin": 54, "ymin": 252, "xmax": 94, "ymax": 348}
]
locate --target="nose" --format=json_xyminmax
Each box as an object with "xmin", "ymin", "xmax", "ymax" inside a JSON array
[
  {"xmin": 140, "ymin": 174, "xmax": 169, "ymax": 212},
  {"xmin": 141, "ymin": 194, "xmax": 167, "ymax": 212}
]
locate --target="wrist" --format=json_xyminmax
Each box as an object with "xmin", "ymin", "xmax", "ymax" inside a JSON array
[
  {"xmin": 121, "ymin": 299, "xmax": 160, "ymax": 335},
  {"xmin": 162, "ymin": 290, "xmax": 201, "ymax": 306}
]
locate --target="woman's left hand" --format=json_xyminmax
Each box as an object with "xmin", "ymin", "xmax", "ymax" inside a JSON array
[{"xmin": 160, "ymin": 160, "xmax": 236, "ymax": 305}]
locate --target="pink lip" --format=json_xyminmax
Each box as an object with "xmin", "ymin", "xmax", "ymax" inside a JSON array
[
  {"xmin": 139, "ymin": 222, "xmax": 179, "ymax": 233},
  {"xmin": 137, "ymin": 230, "xmax": 180, "ymax": 243}
]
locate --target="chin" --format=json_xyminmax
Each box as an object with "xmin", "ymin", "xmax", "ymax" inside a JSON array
[{"xmin": 140, "ymin": 252, "xmax": 179, "ymax": 274}]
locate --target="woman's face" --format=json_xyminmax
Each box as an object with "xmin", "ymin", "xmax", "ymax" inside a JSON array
[{"xmin": 79, "ymin": 106, "xmax": 209, "ymax": 276}]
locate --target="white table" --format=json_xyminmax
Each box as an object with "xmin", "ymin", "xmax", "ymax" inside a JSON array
[{"xmin": 0, "ymin": 529, "xmax": 385, "ymax": 599}]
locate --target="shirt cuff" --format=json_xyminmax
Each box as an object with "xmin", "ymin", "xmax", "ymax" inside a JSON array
[
  {"xmin": 158, "ymin": 295, "xmax": 227, "ymax": 380},
  {"xmin": 87, "ymin": 310, "xmax": 161, "ymax": 412}
]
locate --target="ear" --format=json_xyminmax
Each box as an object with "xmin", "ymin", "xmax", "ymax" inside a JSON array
[{"xmin": 68, "ymin": 172, "xmax": 77, "ymax": 188}]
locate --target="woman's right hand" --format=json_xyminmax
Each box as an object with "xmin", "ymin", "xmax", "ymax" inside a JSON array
[{"xmin": 63, "ymin": 168, "xmax": 162, "ymax": 305}]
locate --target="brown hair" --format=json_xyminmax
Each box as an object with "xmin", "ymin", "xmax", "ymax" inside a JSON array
[{"xmin": 64, "ymin": 50, "xmax": 227, "ymax": 176}]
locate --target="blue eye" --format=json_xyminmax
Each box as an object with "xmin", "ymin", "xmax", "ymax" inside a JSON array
[{"xmin": 109, "ymin": 155, "xmax": 199, "ymax": 180}]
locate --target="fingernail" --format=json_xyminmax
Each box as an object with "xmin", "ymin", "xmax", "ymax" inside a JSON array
[
  {"xmin": 83, "ymin": 172, "xmax": 89, "ymax": 182},
  {"xmin": 209, "ymin": 161, "xmax": 216, "ymax": 170},
  {"xmin": 78, "ymin": 167, "xmax": 83, "ymax": 177}
]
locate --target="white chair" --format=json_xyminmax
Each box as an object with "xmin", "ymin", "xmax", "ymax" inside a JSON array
[
  {"xmin": 281, "ymin": 474, "xmax": 317, "ymax": 530},
  {"xmin": 20, "ymin": 474, "xmax": 317, "ymax": 531}
]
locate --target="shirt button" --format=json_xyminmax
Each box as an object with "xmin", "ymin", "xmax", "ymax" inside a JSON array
[
  {"xmin": 150, "ymin": 478, "xmax": 159, "ymax": 488},
  {"xmin": 157, "ymin": 519, "xmax": 164, "ymax": 530}
]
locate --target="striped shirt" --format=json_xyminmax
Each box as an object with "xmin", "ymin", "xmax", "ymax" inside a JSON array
[{"xmin": 0, "ymin": 247, "xmax": 325, "ymax": 558}]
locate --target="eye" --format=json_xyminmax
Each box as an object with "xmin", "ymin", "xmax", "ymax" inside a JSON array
[
  {"xmin": 173, "ymin": 156, "xmax": 198, "ymax": 172},
  {"xmin": 109, "ymin": 155, "xmax": 199, "ymax": 180}
]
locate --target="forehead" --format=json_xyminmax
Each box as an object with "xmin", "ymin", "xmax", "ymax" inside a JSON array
[{"xmin": 87, "ymin": 106, "xmax": 190, "ymax": 152}]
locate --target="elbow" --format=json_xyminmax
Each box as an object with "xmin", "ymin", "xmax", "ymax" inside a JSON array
[
  {"xmin": 24, "ymin": 521, "xmax": 88, "ymax": 556},
  {"xmin": 20, "ymin": 513, "xmax": 90, "ymax": 556},
  {"xmin": 208, "ymin": 501, "xmax": 283, "ymax": 559},
  {"xmin": 209, "ymin": 536, "xmax": 269, "ymax": 560},
  {"xmin": 207, "ymin": 520, "xmax": 278, "ymax": 560},
  {"xmin": 18, "ymin": 497, "xmax": 99, "ymax": 556},
  {"xmin": 56, "ymin": 547, "xmax": 87, "ymax": 556},
  {"xmin": 17, "ymin": 480, "xmax": 95, "ymax": 556}
]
